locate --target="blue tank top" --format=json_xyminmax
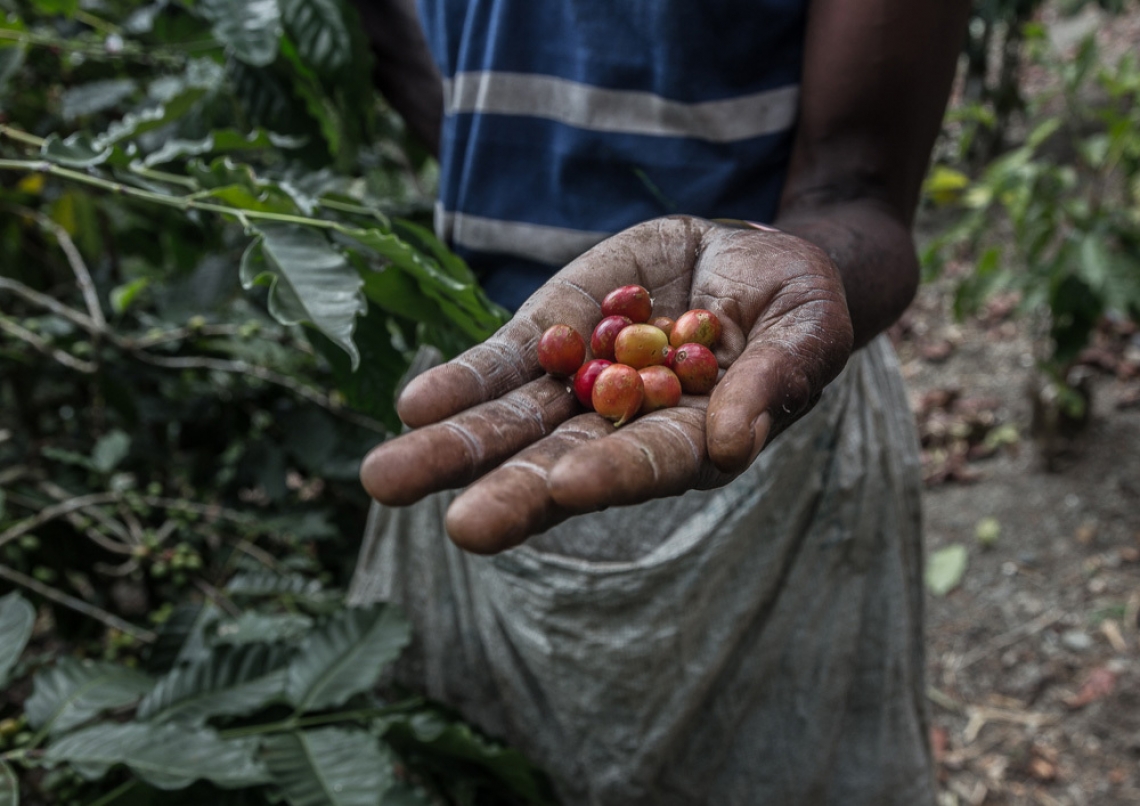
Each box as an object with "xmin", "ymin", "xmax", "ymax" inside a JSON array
[{"xmin": 418, "ymin": 1, "xmax": 810, "ymax": 310}]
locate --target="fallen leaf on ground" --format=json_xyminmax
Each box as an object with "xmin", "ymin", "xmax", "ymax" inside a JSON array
[
  {"xmin": 1063, "ymin": 666, "xmax": 1117, "ymax": 709},
  {"xmin": 927, "ymin": 544, "xmax": 969, "ymax": 596}
]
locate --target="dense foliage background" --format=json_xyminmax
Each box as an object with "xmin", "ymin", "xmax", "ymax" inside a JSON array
[
  {"xmin": 0, "ymin": 0, "xmax": 552, "ymax": 804},
  {"xmin": 1, "ymin": 0, "xmax": 1139, "ymax": 805}
]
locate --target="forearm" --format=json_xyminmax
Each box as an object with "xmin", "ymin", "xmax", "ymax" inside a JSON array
[
  {"xmin": 350, "ymin": 0, "xmax": 443, "ymax": 156},
  {"xmin": 774, "ymin": 198, "xmax": 918, "ymax": 349}
]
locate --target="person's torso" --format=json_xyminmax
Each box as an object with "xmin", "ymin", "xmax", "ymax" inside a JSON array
[{"xmin": 419, "ymin": 0, "xmax": 810, "ymax": 309}]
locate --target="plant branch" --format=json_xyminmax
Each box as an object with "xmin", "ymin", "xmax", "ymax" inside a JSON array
[
  {"xmin": 0, "ymin": 158, "xmax": 347, "ymax": 230},
  {"xmin": 0, "ymin": 564, "xmax": 156, "ymax": 643},
  {"xmin": 0, "ymin": 491, "xmax": 120, "ymax": 550},
  {"xmin": 0, "ymin": 277, "xmax": 383, "ymax": 432},
  {"xmin": 219, "ymin": 699, "xmax": 424, "ymax": 740},
  {"xmin": 37, "ymin": 481, "xmax": 135, "ymax": 545},
  {"xmin": 0, "ymin": 124, "xmax": 46, "ymax": 149},
  {"xmin": 0, "ymin": 316, "xmax": 98, "ymax": 373},
  {"xmin": 0, "ymin": 28, "xmax": 195, "ymax": 66},
  {"xmin": 0, "ymin": 276, "xmax": 100, "ymax": 332},
  {"xmin": 22, "ymin": 208, "xmax": 107, "ymax": 330},
  {"xmin": 127, "ymin": 351, "xmax": 387, "ymax": 433}
]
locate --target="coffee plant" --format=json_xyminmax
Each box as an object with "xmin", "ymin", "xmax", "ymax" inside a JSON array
[
  {"xmin": 0, "ymin": 0, "xmax": 549, "ymax": 803},
  {"xmin": 924, "ymin": 27, "xmax": 1140, "ymax": 414}
]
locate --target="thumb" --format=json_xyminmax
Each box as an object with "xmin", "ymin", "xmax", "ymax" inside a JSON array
[{"xmin": 704, "ymin": 300, "xmax": 852, "ymax": 473}]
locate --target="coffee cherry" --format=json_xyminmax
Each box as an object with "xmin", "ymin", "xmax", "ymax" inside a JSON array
[
  {"xmin": 670, "ymin": 309, "xmax": 722, "ymax": 349},
  {"xmin": 592, "ymin": 364, "xmax": 644, "ymax": 427},
  {"xmin": 638, "ymin": 365, "xmax": 682, "ymax": 413},
  {"xmin": 614, "ymin": 323, "xmax": 670, "ymax": 369},
  {"xmin": 537, "ymin": 324, "xmax": 586, "ymax": 377},
  {"xmin": 601, "ymin": 284, "xmax": 653, "ymax": 323},
  {"xmin": 590, "ymin": 315, "xmax": 633, "ymax": 362},
  {"xmin": 573, "ymin": 359, "xmax": 613, "ymax": 408},
  {"xmin": 671, "ymin": 342, "xmax": 719, "ymax": 394}
]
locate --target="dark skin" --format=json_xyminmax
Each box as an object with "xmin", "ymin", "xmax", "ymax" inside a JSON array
[{"xmin": 358, "ymin": 0, "xmax": 973, "ymax": 554}]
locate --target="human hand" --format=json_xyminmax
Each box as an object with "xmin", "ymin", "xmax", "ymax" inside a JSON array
[{"xmin": 360, "ymin": 216, "xmax": 854, "ymax": 553}]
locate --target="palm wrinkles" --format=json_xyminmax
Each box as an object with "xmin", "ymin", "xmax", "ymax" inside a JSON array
[{"xmin": 360, "ymin": 216, "xmax": 853, "ymax": 554}]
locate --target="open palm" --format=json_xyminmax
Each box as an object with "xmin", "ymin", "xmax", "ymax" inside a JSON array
[{"xmin": 360, "ymin": 216, "xmax": 854, "ymax": 553}]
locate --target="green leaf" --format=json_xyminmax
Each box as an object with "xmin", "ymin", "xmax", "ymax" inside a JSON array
[
  {"xmin": 110, "ymin": 277, "xmax": 150, "ymax": 314},
  {"xmin": 306, "ymin": 301, "xmax": 405, "ymax": 432},
  {"xmin": 0, "ymin": 592, "xmax": 35, "ymax": 687},
  {"xmin": 263, "ymin": 727, "xmax": 395, "ymax": 806},
  {"xmin": 138, "ymin": 642, "xmax": 292, "ymax": 725},
  {"xmin": 144, "ymin": 603, "xmax": 215, "ymax": 674},
  {"xmin": 922, "ymin": 165, "xmax": 971, "ymax": 206},
  {"xmin": 207, "ymin": 184, "xmax": 301, "ymax": 214},
  {"xmin": 337, "ymin": 225, "xmax": 507, "ymax": 343},
  {"xmin": 60, "ymin": 79, "xmax": 138, "ymax": 121},
  {"xmin": 91, "ymin": 429, "xmax": 131, "ymax": 473},
  {"xmin": 95, "ymin": 91, "xmax": 210, "ymax": 150},
  {"xmin": 142, "ymin": 128, "xmax": 306, "ymax": 167},
  {"xmin": 0, "ymin": 760, "xmax": 16, "ymax": 806},
  {"xmin": 40, "ymin": 133, "xmax": 115, "ymax": 168},
  {"xmin": 45, "ymin": 723, "xmax": 269, "ymax": 789},
  {"xmin": 280, "ymin": 0, "xmax": 351, "ymax": 75},
  {"xmin": 225, "ymin": 571, "xmax": 327, "ymax": 600},
  {"xmin": 952, "ymin": 246, "xmax": 1007, "ymax": 320},
  {"xmin": 25, "ymin": 658, "xmax": 153, "ymax": 737},
  {"xmin": 188, "ymin": 156, "xmax": 263, "ymax": 191},
  {"xmin": 212, "ymin": 611, "xmax": 314, "ymax": 646},
  {"xmin": 198, "ymin": 0, "xmax": 283, "ymax": 67},
  {"xmin": 277, "ymin": 34, "xmax": 345, "ymax": 158},
  {"xmin": 32, "ymin": 0, "xmax": 78, "ymax": 13},
  {"xmin": 286, "ymin": 604, "xmax": 410, "ymax": 712},
  {"xmin": 925, "ymin": 544, "xmax": 969, "ymax": 597},
  {"xmin": 241, "ymin": 225, "xmax": 367, "ymax": 369},
  {"xmin": 384, "ymin": 709, "xmax": 557, "ymax": 804}
]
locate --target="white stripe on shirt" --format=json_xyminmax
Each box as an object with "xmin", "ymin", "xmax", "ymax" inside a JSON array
[
  {"xmin": 442, "ymin": 71, "xmax": 800, "ymax": 143},
  {"xmin": 436, "ymin": 204, "xmax": 611, "ymax": 265}
]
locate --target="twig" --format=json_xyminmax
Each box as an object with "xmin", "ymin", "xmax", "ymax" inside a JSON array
[
  {"xmin": 62, "ymin": 512, "xmax": 134, "ymax": 555},
  {"xmin": 92, "ymin": 557, "xmax": 140, "ymax": 577},
  {"xmin": 17, "ymin": 482, "xmax": 139, "ymax": 555},
  {"xmin": 1, "ymin": 273, "xmax": 383, "ymax": 431},
  {"xmin": 0, "ymin": 316, "xmax": 98, "ymax": 373},
  {"xmin": 0, "ymin": 276, "xmax": 100, "ymax": 332},
  {"xmin": 0, "ymin": 464, "xmax": 30, "ymax": 486},
  {"xmin": 962, "ymin": 704, "xmax": 1056, "ymax": 744},
  {"xmin": 0, "ymin": 491, "xmax": 120, "ymax": 550},
  {"xmin": 927, "ymin": 686, "xmax": 967, "ymax": 714},
  {"xmin": 38, "ymin": 216, "xmax": 106, "ymax": 330},
  {"xmin": 231, "ymin": 539, "xmax": 279, "ymax": 570},
  {"xmin": 193, "ymin": 578, "xmax": 241, "ymax": 618},
  {"xmin": 954, "ymin": 608, "xmax": 1065, "ymax": 672},
  {"xmin": 0, "ymin": 564, "xmax": 156, "ymax": 643},
  {"xmin": 128, "ymin": 351, "xmax": 387, "ymax": 433},
  {"xmin": 37, "ymin": 481, "xmax": 134, "ymax": 545},
  {"xmin": 0, "ymin": 124, "xmax": 46, "ymax": 149},
  {"xmin": 116, "ymin": 501, "xmax": 146, "ymax": 544},
  {"xmin": 141, "ymin": 495, "xmax": 256, "ymax": 525},
  {"xmin": 133, "ymin": 323, "xmax": 245, "ymax": 348}
]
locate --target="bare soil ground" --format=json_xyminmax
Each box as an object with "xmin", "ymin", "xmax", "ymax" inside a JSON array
[
  {"xmin": 900, "ymin": 7, "xmax": 1140, "ymax": 802},
  {"xmin": 898, "ymin": 276, "xmax": 1140, "ymax": 806}
]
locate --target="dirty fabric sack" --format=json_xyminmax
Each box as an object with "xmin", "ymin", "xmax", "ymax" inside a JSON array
[{"xmin": 349, "ymin": 335, "xmax": 934, "ymax": 806}]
